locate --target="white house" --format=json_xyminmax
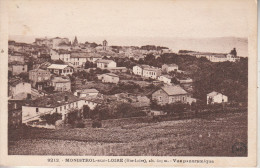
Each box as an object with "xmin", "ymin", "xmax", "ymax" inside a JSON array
[
  {"xmin": 70, "ymin": 52, "xmax": 102, "ymax": 67},
  {"xmin": 132, "ymin": 65, "xmax": 149, "ymax": 76},
  {"xmin": 47, "ymin": 64, "xmax": 74, "ymax": 76},
  {"xmin": 96, "ymin": 59, "xmax": 117, "ymax": 69},
  {"xmin": 142, "ymin": 67, "xmax": 162, "ymax": 79},
  {"xmin": 74, "ymin": 88, "xmax": 100, "ymax": 98},
  {"xmin": 158, "ymin": 75, "xmax": 172, "ymax": 84},
  {"xmin": 22, "ymin": 92, "xmax": 82, "ymax": 123},
  {"xmin": 97, "ymin": 73, "xmax": 119, "ymax": 84},
  {"xmin": 50, "ymin": 49, "xmax": 71, "ymax": 63},
  {"xmin": 207, "ymin": 91, "xmax": 228, "ymax": 104},
  {"xmin": 51, "ymin": 76, "xmax": 71, "ymax": 92}
]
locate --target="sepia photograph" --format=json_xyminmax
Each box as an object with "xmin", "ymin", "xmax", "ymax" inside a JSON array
[{"xmin": 0, "ymin": 0, "xmax": 257, "ymax": 167}]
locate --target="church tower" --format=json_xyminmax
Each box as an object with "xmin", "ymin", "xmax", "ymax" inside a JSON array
[
  {"xmin": 72, "ymin": 36, "xmax": 78, "ymax": 46},
  {"xmin": 103, "ymin": 40, "xmax": 107, "ymax": 50}
]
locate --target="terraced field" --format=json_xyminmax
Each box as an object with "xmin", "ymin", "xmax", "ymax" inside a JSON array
[{"xmin": 8, "ymin": 111, "xmax": 247, "ymax": 156}]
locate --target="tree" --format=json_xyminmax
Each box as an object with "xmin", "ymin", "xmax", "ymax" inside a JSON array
[
  {"xmin": 40, "ymin": 113, "xmax": 62, "ymax": 125},
  {"xmin": 67, "ymin": 109, "xmax": 81, "ymax": 124},
  {"xmin": 18, "ymin": 72, "xmax": 29, "ymax": 82},
  {"xmin": 83, "ymin": 105, "xmax": 91, "ymax": 119}
]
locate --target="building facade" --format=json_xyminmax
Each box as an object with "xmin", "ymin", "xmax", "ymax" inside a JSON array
[
  {"xmin": 207, "ymin": 91, "xmax": 228, "ymax": 104},
  {"xmin": 47, "ymin": 64, "xmax": 74, "ymax": 76},
  {"xmin": 152, "ymin": 85, "xmax": 189, "ymax": 105},
  {"xmin": 96, "ymin": 59, "xmax": 117, "ymax": 69}
]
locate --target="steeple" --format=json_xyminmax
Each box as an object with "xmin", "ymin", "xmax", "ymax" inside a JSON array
[{"xmin": 72, "ymin": 36, "xmax": 78, "ymax": 46}]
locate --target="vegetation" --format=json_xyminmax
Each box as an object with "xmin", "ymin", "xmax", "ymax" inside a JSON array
[{"xmin": 39, "ymin": 113, "xmax": 62, "ymax": 125}]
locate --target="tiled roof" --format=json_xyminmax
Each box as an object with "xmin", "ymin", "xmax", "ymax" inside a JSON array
[
  {"xmin": 81, "ymin": 97, "xmax": 104, "ymax": 104},
  {"xmin": 76, "ymin": 89, "xmax": 99, "ymax": 94},
  {"xmin": 24, "ymin": 92, "xmax": 80, "ymax": 108},
  {"xmin": 52, "ymin": 49, "xmax": 71, "ymax": 54},
  {"xmin": 160, "ymin": 75, "xmax": 172, "ymax": 79},
  {"xmin": 161, "ymin": 85, "xmax": 187, "ymax": 96},
  {"xmin": 8, "ymin": 61, "xmax": 26, "ymax": 66},
  {"xmin": 51, "ymin": 76, "xmax": 71, "ymax": 83},
  {"xmin": 207, "ymin": 91, "xmax": 223, "ymax": 97},
  {"xmin": 96, "ymin": 59, "xmax": 114, "ymax": 64},
  {"xmin": 29, "ymin": 69, "xmax": 49, "ymax": 73},
  {"xmin": 71, "ymin": 52, "xmax": 102, "ymax": 58},
  {"xmin": 47, "ymin": 64, "xmax": 68, "ymax": 69},
  {"xmin": 104, "ymin": 73, "xmax": 119, "ymax": 78},
  {"xmin": 8, "ymin": 78, "xmax": 29, "ymax": 87}
]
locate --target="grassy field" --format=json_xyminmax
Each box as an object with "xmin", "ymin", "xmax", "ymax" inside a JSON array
[{"xmin": 8, "ymin": 111, "xmax": 247, "ymax": 156}]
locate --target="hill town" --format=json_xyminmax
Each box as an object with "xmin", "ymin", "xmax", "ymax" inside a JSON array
[{"xmin": 8, "ymin": 36, "xmax": 247, "ymax": 129}]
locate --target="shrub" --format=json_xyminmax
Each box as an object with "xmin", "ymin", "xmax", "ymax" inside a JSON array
[
  {"xmin": 75, "ymin": 121, "xmax": 85, "ymax": 128},
  {"xmin": 92, "ymin": 120, "xmax": 102, "ymax": 128},
  {"xmin": 40, "ymin": 113, "xmax": 62, "ymax": 125}
]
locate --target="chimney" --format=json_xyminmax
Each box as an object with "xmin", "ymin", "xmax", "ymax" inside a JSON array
[{"xmin": 65, "ymin": 95, "xmax": 68, "ymax": 102}]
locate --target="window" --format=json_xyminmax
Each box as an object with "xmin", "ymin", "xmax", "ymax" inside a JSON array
[
  {"xmin": 36, "ymin": 108, "xmax": 39, "ymax": 112},
  {"xmin": 64, "ymin": 106, "xmax": 66, "ymax": 110},
  {"xmin": 159, "ymin": 96, "xmax": 162, "ymax": 101},
  {"xmin": 60, "ymin": 107, "xmax": 62, "ymax": 111},
  {"xmin": 56, "ymin": 108, "xmax": 58, "ymax": 112}
]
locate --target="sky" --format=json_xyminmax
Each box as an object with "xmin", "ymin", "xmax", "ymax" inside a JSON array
[{"xmin": 8, "ymin": 0, "xmax": 250, "ymax": 41}]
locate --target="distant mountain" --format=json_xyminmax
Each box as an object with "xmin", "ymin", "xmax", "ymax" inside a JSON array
[{"xmin": 9, "ymin": 35, "xmax": 248, "ymax": 57}]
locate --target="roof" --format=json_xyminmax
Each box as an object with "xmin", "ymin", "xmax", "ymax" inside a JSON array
[
  {"xmin": 52, "ymin": 49, "xmax": 71, "ymax": 54},
  {"xmin": 207, "ymin": 91, "xmax": 225, "ymax": 97},
  {"xmin": 81, "ymin": 97, "xmax": 104, "ymax": 104},
  {"xmin": 47, "ymin": 64, "xmax": 68, "ymax": 69},
  {"xmin": 24, "ymin": 92, "xmax": 80, "ymax": 108},
  {"xmin": 160, "ymin": 85, "xmax": 187, "ymax": 96},
  {"xmin": 96, "ymin": 59, "xmax": 115, "ymax": 64},
  {"xmin": 164, "ymin": 63, "xmax": 178, "ymax": 67},
  {"xmin": 9, "ymin": 78, "xmax": 29, "ymax": 87},
  {"xmin": 160, "ymin": 75, "xmax": 172, "ymax": 79},
  {"xmin": 8, "ymin": 61, "xmax": 26, "ymax": 66},
  {"xmin": 103, "ymin": 73, "xmax": 119, "ymax": 78},
  {"xmin": 143, "ymin": 67, "xmax": 161, "ymax": 71},
  {"xmin": 29, "ymin": 69, "xmax": 49, "ymax": 73},
  {"xmin": 52, "ymin": 76, "xmax": 71, "ymax": 83},
  {"xmin": 71, "ymin": 52, "xmax": 102, "ymax": 58},
  {"xmin": 76, "ymin": 89, "xmax": 99, "ymax": 94}
]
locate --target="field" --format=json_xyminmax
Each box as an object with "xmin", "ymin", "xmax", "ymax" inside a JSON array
[{"xmin": 8, "ymin": 111, "xmax": 247, "ymax": 156}]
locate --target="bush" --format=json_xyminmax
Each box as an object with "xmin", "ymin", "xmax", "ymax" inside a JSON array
[
  {"xmin": 92, "ymin": 120, "xmax": 102, "ymax": 128},
  {"xmin": 75, "ymin": 121, "xmax": 85, "ymax": 128},
  {"xmin": 40, "ymin": 113, "xmax": 62, "ymax": 125}
]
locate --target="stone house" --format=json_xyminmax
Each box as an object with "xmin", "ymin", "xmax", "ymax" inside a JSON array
[{"xmin": 152, "ymin": 85, "xmax": 190, "ymax": 105}]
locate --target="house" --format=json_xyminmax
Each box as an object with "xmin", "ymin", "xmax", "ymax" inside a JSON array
[
  {"xmin": 8, "ymin": 61, "xmax": 28, "ymax": 75},
  {"xmin": 8, "ymin": 53, "xmax": 25, "ymax": 63},
  {"xmin": 106, "ymin": 67, "xmax": 128, "ymax": 73},
  {"xmin": 158, "ymin": 75, "xmax": 172, "ymax": 85},
  {"xmin": 162, "ymin": 64, "xmax": 178, "ymax": 73},
  {"xmin": 97, "ymin": 73, "xmax": 119, "ymax": 84},
  {"xmin": 207, "ymin": 91, "xmax": 228, "ymax": 104},
  {"xmin": 47, "ymin": 64, "xmax": 74, "ymax": 76},
  {"xmin": 133, "ymin": 65, "xmax": 149, "ymax": 76},
  {"xmin": 51, "ymin": 76, "xmax": 71, "ymax": 92},
  {"xmin": 142, "ymin": 67, "xmax": 162, "ymax": 79},
  {"xmin": 70, "ymin": 52, "xmax": 102, "ymax": 67},
  {"xmin": 80, "ymin": 97, "xmax": 104, "ymax": 110},
  {"xmin": 96, "ymin": 59, "xmax": 117, "ymax": 69},
  {"xmin": 50, "ymin": 49, "xmax": 71, "ymax": 62},
  {"xmin": 29, "ymin": 69, "xmax": 51, "ymax": 87},
  {"xmin": 22, "ymin": 92, "xmax": 82, "ymax": 123},
  {"xmin": 8, "ymin": 79, "xmax": 31, "ymax": 100},
  {"xmin": 8, "ymin": 100, "xmax": 25, "ymax": 128},
  {"xmin": 74, "ymin": 88, "xmax": 100, "ymax": 98},
  {"xmin": 152, "ymin": 85, "xmax": 190, "ymax": 105}
]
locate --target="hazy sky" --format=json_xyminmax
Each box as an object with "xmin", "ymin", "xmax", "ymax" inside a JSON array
[{"xmin": 8, "ymin": 0, "xmax": 250, "ymax": 41}]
